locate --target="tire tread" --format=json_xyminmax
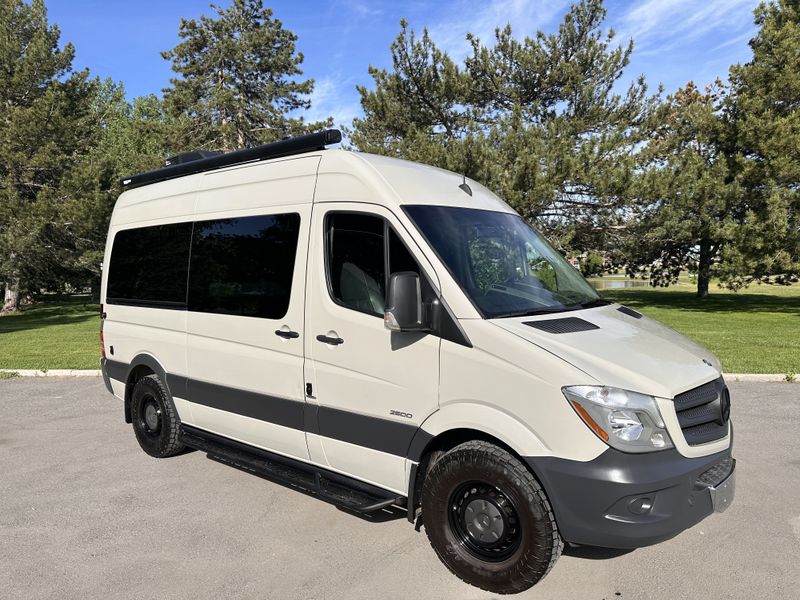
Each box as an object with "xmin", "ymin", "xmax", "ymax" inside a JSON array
[
  {"xmin": 132, "ymin": 374, "xmax": 184, "ymax": 458},
  {"xmin": 422, "ymin": 440, "xmax": 563, "ymax": 594}
]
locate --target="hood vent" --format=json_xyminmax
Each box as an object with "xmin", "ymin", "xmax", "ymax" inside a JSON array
[
  {"xmin": 617, "ymin": 305, "xmax": 642, "ymax": 319},
  {"xmin": 524, "ymin": 317, "xmax": 599, "ymax": 334}
]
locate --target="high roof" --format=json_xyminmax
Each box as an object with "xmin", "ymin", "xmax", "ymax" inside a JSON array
[{"xmin": 316, "ymin": 150, "xmax": 516, "ymax": 214}]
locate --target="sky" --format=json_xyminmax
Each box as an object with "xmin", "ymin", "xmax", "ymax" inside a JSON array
[{"xmin": 46, "ymin": 0, "xmax": 762, "ymax": 129}]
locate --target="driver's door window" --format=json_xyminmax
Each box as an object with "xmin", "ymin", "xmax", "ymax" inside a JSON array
[{"xmin": 326, "ymin": 212, "xmax": 421, "ymax": 317}]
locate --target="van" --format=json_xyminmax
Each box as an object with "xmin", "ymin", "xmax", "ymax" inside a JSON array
[{"xmin": 100, "ymin": 129, "xmax": 735, "ymax": 594}]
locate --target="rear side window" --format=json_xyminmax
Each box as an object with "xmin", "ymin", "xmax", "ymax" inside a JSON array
[
  {"xmin": 188, "ymin": 213, "xmax": 301, "ymax": 319},
  {"xmin": 107, "ymin": 222, "xmax": 193, "ymax": 307}
]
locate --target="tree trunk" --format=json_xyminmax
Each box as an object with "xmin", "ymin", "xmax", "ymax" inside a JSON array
[
  {"xmin": 90, "ymin": 277, "xmax": 101, "ymax": 302},
  {"xmin": 697, "ymin": 239, "xmax": 712, "ymax": 298},
  {"xmin": 1, "ymin": 279, "xmax": 20, "ymax": 314}
]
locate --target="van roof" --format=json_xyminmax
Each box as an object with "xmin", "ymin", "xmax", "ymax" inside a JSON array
[
  {"xmin": 113, "ymin": 143, "xmax": 515, "ymax": 227},
  {"xmin": 121, "ymin": 129, "xmax": 342, "ymax": 190},
  {"xmin": 333, "ymin": 150, "xmax": 515, "ymax": 214}
]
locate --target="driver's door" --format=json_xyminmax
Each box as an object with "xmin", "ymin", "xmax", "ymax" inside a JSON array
[{"xmin": 303, "ymin": 203, "xmax": 440, "ymax": 493}]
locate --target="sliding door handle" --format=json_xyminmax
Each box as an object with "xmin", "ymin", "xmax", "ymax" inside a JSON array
[
  {"xmin": 275, "ymin": 329, "xmax": 300, "ymax": 339},
  {"xmin": 316, "ymin": 334, "xmax": 344, "ymax": 346}
]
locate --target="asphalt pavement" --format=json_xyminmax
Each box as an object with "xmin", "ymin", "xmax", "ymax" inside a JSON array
[{"xmin": 0, "ymin": 378, "xmax": 797, "ymax": 599}]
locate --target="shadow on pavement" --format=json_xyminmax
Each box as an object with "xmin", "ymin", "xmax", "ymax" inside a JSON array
[{"xmin": 563, "ymin": 543, "xmax": 635, "ymax": 560}]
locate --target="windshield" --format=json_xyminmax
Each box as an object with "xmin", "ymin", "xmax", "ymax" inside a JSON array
[{"xmin": 404, "ymin": 205, "xmax": 602, "ymax": 318}]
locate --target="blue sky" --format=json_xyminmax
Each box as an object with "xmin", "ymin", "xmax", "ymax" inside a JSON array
[{"xmin": 47, "ymin": 0, "xmax": 761, "ymax": 128}]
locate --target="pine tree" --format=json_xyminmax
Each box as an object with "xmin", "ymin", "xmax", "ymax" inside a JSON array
[
  {"xmin": 0, "ymin": 0, "xmax": 98, "ymax": 313},
  {"xmin": 349, "ymin": 0, "xmax": 658, "ymax": 251},
  {"xmin": 626, "ymin": 82, "xmax": 741, "ymax": 297},
  {"xmin": 162, "ymin": 0, "xmax": 331, "ymax": 152},
  {"xmin": 59, "ymin": 84, "xmax": 177, "ymax": 299},
  {"xmin": 725, "ymin": 0, "xmax": 800, "ymax": 286}
]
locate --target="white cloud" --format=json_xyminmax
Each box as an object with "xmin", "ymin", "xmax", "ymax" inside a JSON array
[
  {"xmin": 617, "ymin": 0, "xmax": 759, "ymax": 54},
  {"xmin": 305, "ymin": 75, "xmax": 363, "ymax": 128},
  {"xmin": 709, "ymin": 28, "xmax": 755, "ymax": 53},
  {"xmin": 427, "ymin": 0, "xmax": 571, "ymax": 59},
  {"xmin": 336, "ymin": 0, "xmax": 382, "ymax": 19}
]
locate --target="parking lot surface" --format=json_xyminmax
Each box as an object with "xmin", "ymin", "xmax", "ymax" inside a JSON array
[{"xmin": 0, "ymin": 378, "xmax": 797, "ymax": 599}]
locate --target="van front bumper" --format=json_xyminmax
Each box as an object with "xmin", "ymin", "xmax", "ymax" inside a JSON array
[{"xmin": 525, "ymin": 440, "xmax": 735, "ymax": 549}]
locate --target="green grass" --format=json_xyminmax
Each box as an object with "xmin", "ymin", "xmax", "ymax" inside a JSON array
[
  {"xmin": 0, "ymin": 297, "xmax": 99, "ymax": 370},
  {"xmin": 600, "ymin": 282, "xmax": 800, "ymax": 374},
  {"xmin": 0, "ymin": 283, "xmax": 798, "ymax": 373}
]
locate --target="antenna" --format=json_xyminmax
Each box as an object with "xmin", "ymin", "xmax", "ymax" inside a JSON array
[{"xmin": 458, "ymin": 173, "xmax": 472, "ymax": 196}]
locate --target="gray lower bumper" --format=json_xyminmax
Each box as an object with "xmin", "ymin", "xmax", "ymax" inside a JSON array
[
  {"xmin": 710, "ymin": 467, "xmax": 736, "ymax": 513},
  {"xmin": 525, "ymin": 440, "xmax": 735, "ymax": 549},
  {"xmin": 100, "ymin": 358, "xmax": 114, "ymax": 394}
]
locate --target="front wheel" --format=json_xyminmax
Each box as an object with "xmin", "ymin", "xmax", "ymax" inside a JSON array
[{"xmin": 421, "ymin": 441, "xmax": 562, "ymax": 594}]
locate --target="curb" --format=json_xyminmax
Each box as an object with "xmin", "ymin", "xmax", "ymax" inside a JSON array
[
  {"xmin": 724, "ymin": 373, "xmax": 797, "ymax": 383},
  {"xmin": 0, "ymin": 369, "xmax": 101, "ymax": 377}
]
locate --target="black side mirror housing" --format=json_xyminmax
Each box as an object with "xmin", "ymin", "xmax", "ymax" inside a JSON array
[{"xmin": 384, "ymin": 272, "xmax": 426, "ymax": 331}]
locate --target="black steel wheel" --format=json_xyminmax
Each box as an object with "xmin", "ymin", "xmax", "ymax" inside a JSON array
[
  {"xmin": 448, "ymin": 481, "xmax": 522, "ymax": 562},
  {"xmin": 421, "ymin": 440, "xmax": 562, "ymax": 594},
  {"xmin": 131, "ymin": 374, "xmax": 184, "ymax": 458}
]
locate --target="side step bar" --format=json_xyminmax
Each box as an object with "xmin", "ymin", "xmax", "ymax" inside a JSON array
[{"xmin": 180, "ymin": 425, "xmax": 405, "ymax": 515}]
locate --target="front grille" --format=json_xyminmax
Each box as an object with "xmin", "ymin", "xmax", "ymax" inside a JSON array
[
  {"xmin": 674, "ymin": 377, "xmax": 730, "ymax": 446},
  {"xmin": 696, "ymin": 457, "xmax": 735, "ymax": 488}
]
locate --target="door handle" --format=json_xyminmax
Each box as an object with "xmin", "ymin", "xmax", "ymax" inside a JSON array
[
  {"xmin": 275, "ymin": 329, "xmax": 300, "ymax": 339},
  {"xmin": 316, "ymin": 334, "xmax": 344, "ymax": 346}
]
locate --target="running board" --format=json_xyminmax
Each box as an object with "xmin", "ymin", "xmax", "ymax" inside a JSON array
[{"xmin": 180, "ymin": 425, "xmax": 405, "ymax": 515}]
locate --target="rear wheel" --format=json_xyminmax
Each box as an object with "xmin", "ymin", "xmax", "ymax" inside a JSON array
[
  {"xmin": 421, "ymin": 440, "xmax": 562, "ymax": 594},
  {"xmin": 131, "ymin": 374, "xmax": 184, "ymax": 458}
]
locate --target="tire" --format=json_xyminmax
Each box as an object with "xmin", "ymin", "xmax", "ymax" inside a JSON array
[
  {"xmin": 130, "ymin": 374, "xmax": 184, "ymax": 458},
  {"xmin": 421, "ymin": 440, "xmax": 562, "ymax": 594}
]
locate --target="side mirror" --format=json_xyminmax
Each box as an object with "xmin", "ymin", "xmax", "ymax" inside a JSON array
[{"xmin": 384, "ymin": 272, "xmax": 425, "ymax": 331}]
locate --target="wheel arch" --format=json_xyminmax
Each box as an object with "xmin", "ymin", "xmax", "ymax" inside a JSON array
[
  {"xmin": 123, "ymin": 353, "xmax": 170, "ymax": 424},
  {"xmin": 409, "ymin": 402, "xmax": 549, "ymax": 463},
  {"xmin": 405, "ymin": 403, "xmax": 551, "ymax": 521}
]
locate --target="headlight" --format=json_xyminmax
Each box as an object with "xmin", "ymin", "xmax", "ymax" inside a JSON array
[{"xmin": 562, "ymin": 385, "xmax": 673, "ymax": 453}]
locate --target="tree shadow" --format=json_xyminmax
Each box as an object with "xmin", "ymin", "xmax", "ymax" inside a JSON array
[
  {"xmin": 0, "ymin": 297, "xmax": 98, "ymax": 334},
  {"xmin": 602, "ymin": 288, "xmax": 800, "ymax": 315},
  {"xmin": 563, "ymin": 543, "xmax": 635, "ymax": 560}
]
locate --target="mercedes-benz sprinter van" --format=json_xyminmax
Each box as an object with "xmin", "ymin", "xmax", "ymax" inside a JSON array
[{"xmin": 100, "ymin": 129, "xmax": 735, "ymax": 594}]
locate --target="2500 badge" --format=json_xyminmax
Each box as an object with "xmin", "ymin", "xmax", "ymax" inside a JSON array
[{"xmin": 389, "ymin": 409, "xmax": 413, "ymax": 419}]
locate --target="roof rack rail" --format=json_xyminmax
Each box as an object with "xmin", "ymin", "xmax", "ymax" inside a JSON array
[{"xmin": 121, "ymin": 129, "xmax": 342, "ymax": 190}]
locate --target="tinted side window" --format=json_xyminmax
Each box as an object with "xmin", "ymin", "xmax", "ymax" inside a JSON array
[
  {"xmin": 327, "ymin": 213, "xmax": 386, "ymax": 316},
  {"xmin": 188, "ymin": 213, "xmax": 301, "ymax": 319},
  {"xmin": 389, "ymin": 228, "xmax": 420, "ymax": 276},
  {"xmin": 107, "ymin": 222, "xmax": 192, "ymax": 306}
]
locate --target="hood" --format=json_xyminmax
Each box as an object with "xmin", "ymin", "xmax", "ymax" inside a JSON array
[{"xmin": 491, "ymin": 303, "xmax": 721, "ymax": 399}]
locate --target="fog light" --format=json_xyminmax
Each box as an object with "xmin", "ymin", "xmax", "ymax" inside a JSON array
[
  {"xmin": 628, "ymin": 497, "xmax": 654, "ymax": 515},
  {"xmin": 650, "ymin": 432, "xmax": 668, "ymax": 448}
]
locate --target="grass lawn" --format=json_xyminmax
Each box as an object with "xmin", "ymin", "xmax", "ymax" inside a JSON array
[
  {"xmin": 0, "ymin": 297, "xmax": 99, "ymax": 370},
  {"xmin": 0, "ymin": 283, "xmax": 798, "ymax": 374},
  {"xmin": 599, "ymin": 282, "xmax": 800, "ymax": 374}
]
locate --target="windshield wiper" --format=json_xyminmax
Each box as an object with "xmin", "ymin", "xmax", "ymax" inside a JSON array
[
  {"xmin": 491, "ymin": 306, "xmax": 579, "ymax": 319},
  {"xmin": 579, "ymin": 298, "xmax": 612, "ymax": 309},
  {"xmin": 491, "ymin": 298, "xmax": 611, "ymax": 319}
]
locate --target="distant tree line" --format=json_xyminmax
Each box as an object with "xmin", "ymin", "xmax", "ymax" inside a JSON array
[{"xmin": 0, "ymin": 0, "xmax": 797, "ymax": 313}]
